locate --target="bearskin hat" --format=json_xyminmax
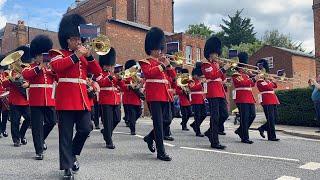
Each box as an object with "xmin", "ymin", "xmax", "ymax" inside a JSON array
[
  {"xmin": 192, "ymin": 67, "xmax": 203, "ymax": 77},
  {"xmin": 58, "ymin": 14, "xmax": 86, "ymax": 50},
  {"xmin": 181, "ymin": 68, "xmax": 189, "ymax": 74},
  {"xmin": 30, "ymin": 35, "xmax": 53, "ymax": 58},
  {"xmin": 256, "ymin": 59, "xmax": 269, "ymax": 73},
  {"xmin": 204, "ymin": 36, "xmax": 222, "ymax": 60},
  {"xmin": 125, "ymin": 59, "xmax": 137, "ymax": 70},
  {"xmin": 145, "ymin": 27, "xmax": 165, "ymax": 55},
  {"xmin": 99, "ymin": 47, "xmax": 116, "ymax": 67},
  {"xmin": 195, "ymin": 61, "xmax": 203, "ymax": 69},
  {"xmin": 15, "ymin": 45, "xmax": 31, "ymax": 63},
  {"xmin": 238, "ymin": 52, "xmax": 249, "ymax": 64}
]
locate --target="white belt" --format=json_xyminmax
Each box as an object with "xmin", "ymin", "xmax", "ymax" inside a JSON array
[
  {"xmin": 233, "ymin": 87, "xmax": 253, "ymax": 100},
  {"xmin": 258, "ymin": 91, "xmax": 275, "ymax": 103},
  {"xmin": 207, "ymin": 78, "xmax": 222, "ymax": 83},
  {"xmin": 145, "ymin": 79, "xmax": 169, "ymax": 84},
  {"xmin": 190, "ymin": 91, "xmax": 205, "ymax": 95},
  {"xmin": 29, "ymin": 84, "xmax": 53, "ymax": 88},
  {"xmin": 58, "ymin": 78, "xmax": 86, "ymax": 84},
  {"xmin": 168, "ymin": 89, "xmax": 174, "ymax": 92},
  {"xmin": 100, "ymin": 87, "xmax": 117, "ymax": 91}
]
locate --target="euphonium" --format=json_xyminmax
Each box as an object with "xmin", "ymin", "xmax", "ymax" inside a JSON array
[
  {"xmin": 84, "ymin": 34, "xmax": 111, "ymax": 56},
  {"xmin": 0, "ymin": 50, "xmax": 30, "ymax": 80}
]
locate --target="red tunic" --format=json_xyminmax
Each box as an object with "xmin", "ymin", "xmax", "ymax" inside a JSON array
[
  {"xmin": 49, "ymin": 49, "xmax": 102, "ymax": 110},
  {"xmin": 201, "ymin": 61, "xmax": 226, "ymax": 98},
  {"xmin": 189, "ymin": 78, "xmax": 206, "ymax": 105},
  {"xmin": 121, "ymin": 77, "xmax": 142, "ymax": 106},
  {"xmin": 22, "ymin": 63, "xmax": 56, "ymax": 106},
  {"xmin": 96, "ymin": 71, "xmax": 124, "ymax": 105},
  {"xmin": 138, "ymin": 58, "xmax": 172, "ymax": 102},
  {"xmin": 175, "ymin": 86, "xmax": 191, "ymax": 107},
  {"xmin": 256, "ymin": 79, "xmax": 280, "ymax": 105},
  {"xmin": 232, "ymin": 71, "xmax": 256, "ymax": 104}
]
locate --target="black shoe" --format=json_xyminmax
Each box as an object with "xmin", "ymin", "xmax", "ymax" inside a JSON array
[
  {"xmin": 190, "ymin": 123, "xmax": 197, "ymax": 133},
  {"xmin": 63, "ymin": 169, "xmax": 73, "ymax": 180},
  {"xmin": 218, "ymin": 132, "xmax": 226, "ymax": 135},
  {"xmin": 269, "ymin": 138, "xmax": 280, "ymax": 141},
  {"xmin": 35, "ymin": 153, "xmax": 44, "ymax": 160},
  {"xmin": 100, "ymin": 129, "xmax": 104, "ymax": 134},
  {"xmin": 2, "ymin": 131, "xmax": 8, "ymax": 137},
  {"xmin": 211, "ymin": 144, "xmax": 226, "ymax": 150},
  {"xmin": 43, "ymin": 143, "xmax": 47, "ymax": 151},
  {"xmin": 13, "ymin": 141, "xmax": 21, "ymax": 147},
  {"xmin": 182, "ymin": 125, "xmax": 189, "ymax": 131},
  {"xmin": 258, "ymin": 128, "xmax": 265, "ymax": 138},
  {"xmin": 143, "ymin": 136, "xmax": 155, "ymax": 153},
  {"xmin": 106, "ymin": 144, "xmax": 116, "ymax": 149},
  {"xmin": 196, "ymin": 133, "xmax": 205, "ymax": 137},
  {"xmin": 241, "ymin": 139, "xmax": 254, "ymax": 144},
  {"xmin": 235, "ymin": 130, "xmax": 242, "ymax": 139},
  {"xmin": 164, "ymin": 136, "xmax": 174, "ymax": 141},
  {"xmin": 72, "ymin": 159, "xmax": 80, "ymax": 172},
  {"xmin": 157, "ymin": 153, "xmax": 172, "ymax": 161},
  {"xmin": 95, "ymin": 126, "xmax": 100, "ymax": 130},
  {"xmin": 21, "ymin": 138, "xmax": 27, "ymax": 145},
  {"xmin": 131, "ymin": 131, "xmax": 136, "ymax": 135}
]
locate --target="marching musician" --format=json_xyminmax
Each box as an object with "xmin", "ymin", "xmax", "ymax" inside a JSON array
[
  {"xmin": 49, "ymin": 14, "xmax": 102, "ymax": 179},
  {"xmin": 0, "ymin": 55, "xmax": 9, "ymax": 138},
  {"xmin": 121, "ymin": 59, "xmax": 143, "ymax": 135},
  {"xmin": 2, "ymin": 46, "xmax": 31, "ymax": 147},
  {"xmin": 189, "ymin": 66, "xmax": 207, "ymax": 137},
  {"xmin": 256, "ymin": 59, "xmax": 280, "ymax": 141},
  {"xmin": 96, "ymin": 48, "xmax": 124, "ymax": 149},
  {"xmin": 175, "ymin": 68, "xmax": 192, "ymax": 131},
  {"xmin": 22, "ymin": 35, "xmax": 57, "ymax": 160},
  {"xmin": 201, "ymin": 36, "xmax": 229, "ymax": 149},
  {"xmin": 232, "ymin": 52, "xmax": 257, "ymax": 144},
  {"xmin": 139, "ymin": 27, "xmax": 172, "ymax": 161}
]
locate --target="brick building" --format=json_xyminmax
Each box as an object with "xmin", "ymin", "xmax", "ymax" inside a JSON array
[{"xmin": 0, "ymin": 20, "xmax": 59, "ymax": 54}]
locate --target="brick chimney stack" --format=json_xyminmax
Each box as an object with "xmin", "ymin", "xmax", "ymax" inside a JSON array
[{"xmin": 15, "ymin": 20, "xmax": 27, "ymax": 47}]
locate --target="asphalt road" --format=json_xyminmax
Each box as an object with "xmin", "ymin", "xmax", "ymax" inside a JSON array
[{"xmin": 0, "ymin": 117, "xmax": 319, "ymax": 180}]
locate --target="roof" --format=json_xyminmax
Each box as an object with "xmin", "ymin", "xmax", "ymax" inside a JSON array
[
  {"xmin": 273, "ymin": 46, "xmax": 314, "ymax": 59},
  {"xmin": 109, "ymin": 19, "xmax": 174, "ymax": 36}
]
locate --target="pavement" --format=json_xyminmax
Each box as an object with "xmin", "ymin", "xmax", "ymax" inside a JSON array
[{"xmin": 0, "ymin": 115, "xmax": 320, "ymax": 180}]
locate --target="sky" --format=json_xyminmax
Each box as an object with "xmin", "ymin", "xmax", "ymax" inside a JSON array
[{"xmin": 0, "ymin": 0, "xmax": 315, "ymax": 52}]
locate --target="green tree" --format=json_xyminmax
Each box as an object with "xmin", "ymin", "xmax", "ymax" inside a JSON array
[
  {"xmin": 263, "ymin": 30, "xmax": 305, "ymax": 52},
  {"xmin": 221, "ymin": 41, "xmax": 263, "ymax": 58},
  {"xmin": 185, "ymin": 23, "xmax": 213, "ymax": 39},
  {"xmin": 220, "ymin": 9, "xmax": 257, "ymax": 47}
]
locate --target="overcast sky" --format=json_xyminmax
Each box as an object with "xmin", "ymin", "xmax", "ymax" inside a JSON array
[{"xmin": 0, "ymin": 0, "xmax": 315, "ymax": 52}]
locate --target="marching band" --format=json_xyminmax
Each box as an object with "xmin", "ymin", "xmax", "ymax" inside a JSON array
[{"xmin": 0, "ymin": 13, "xmax": 284, "ymax": 179}]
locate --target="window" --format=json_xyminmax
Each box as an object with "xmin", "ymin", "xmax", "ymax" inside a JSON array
[
  {"xmin": 263, "ymin": 57, "xmax": 274, "ymax": 69},
  {"xmin": 185, "ymin": 46, "xmax": 192, "ymax": 64},
  {"xmin": 196, "ymin": 48, "xmax": 201, "ymax": 62}
]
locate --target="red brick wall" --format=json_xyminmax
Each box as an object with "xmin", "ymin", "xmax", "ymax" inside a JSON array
[
  {"xmin": 114, "ymin": 0, "xmax": 128, "ymax": 21},
  {"xmin": 292, "ymin": 56, "xmax": 316, "ymax": 88},
  {"xmin": 313, "ymin": 0, "xmax": 320, "ymax": 75},
  {"xmin": 135, "ymin": 0, "xmax": 150, "ymax": 27},
  {"xmin": 149, "ymin": 0, "xmax": 173, "ymax": 33},
  {"xmin": 127, "ymin": 0, "xmax": 135, "ymax": 21}
]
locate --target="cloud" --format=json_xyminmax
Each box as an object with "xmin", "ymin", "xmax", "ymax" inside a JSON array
[
  {"xmin": 174, "ymin": 0, "xmax": 315, "ymax": 52},
  {"xmin": 0, "ymin": 0, "xmax": 7, "ymax": 28}
]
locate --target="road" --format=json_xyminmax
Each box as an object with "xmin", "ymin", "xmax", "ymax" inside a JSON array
[{"xmin": 0, "ymin": 117, "xmax": 319, "ymax": 180}]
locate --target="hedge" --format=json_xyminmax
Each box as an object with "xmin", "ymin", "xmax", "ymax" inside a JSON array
[{"xmin": 276, "ymin": 88, "xmax": 319, "ymax": 127}]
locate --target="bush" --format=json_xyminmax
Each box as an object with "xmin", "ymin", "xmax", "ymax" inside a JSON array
[{"xmin": 276, "ymin": 88, "xmax": 319, "ymax": 127}]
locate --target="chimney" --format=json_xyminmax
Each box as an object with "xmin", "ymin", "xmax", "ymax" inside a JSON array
[{"xmin": 15, "ymin": 20, "xmax": 28, "ymax": 47}]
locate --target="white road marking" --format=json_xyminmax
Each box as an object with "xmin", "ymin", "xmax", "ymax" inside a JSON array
[
  {"xmin": 299, "ymin": 162, "xmax": 320, "ymax": 170},
  {"xmin": 180, "ymin": 147, "xmax": 300, "ymax": 163},
  {"xmin": 164, "ymin": 142, "xmax": 176, "ymax": 147},
  {"xmin": 115, "ymin": 132, "xmax": 176, "ymax": 147},
  {"xmin": 276, "ymin": 176, "xmax": 300, "ymax": 180},
  {"xmin": 135, "ymin": 134, "xmax": 144, "ymax": 138}
]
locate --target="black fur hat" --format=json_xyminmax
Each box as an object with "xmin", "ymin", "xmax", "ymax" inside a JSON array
[
  {"xmin": 145, "ymin": 27, "xmax": 165, "ymax": 56},
  {"xmin": 238, "ymin": 52, "xmax": 249, "ymax": 64},
  {"xmin": 256, "ymin": 59, "xmax": 269, "ymax": 73},
  {"xmin": 99, "ymin": 47, "xmax": 116, "ymax": 67},
  {"xmin": 192, "ymin": 67, "xmax": 203, "ymax": 76},
  {"xmin": 195, "ymin": 61, "xmax": 203, "ymax": 69},
  {"xmin": 204, "ymin": 36, "xmax": 222, "ymax": 60},
  {"xmin": 15, "ymin": 45, "xmax": 31, "ymax": 63},
  {"xmin": 58, "ymin": 14, "xmax": 86, "ymax": 50},
  {"xmin": 181, "ymin": 68, "xmax": 189, "ymax": 74},
  {"xmin": 125, "ymin": 59, "xmax": 137, "ymax": 70},
  {"xmin": 30, "ymin": 35, "xmax": 53, "ymax": 58}
]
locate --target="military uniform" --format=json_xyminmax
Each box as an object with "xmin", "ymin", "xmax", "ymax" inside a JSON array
[{"xmin": 0, "ymin": 66, "xmax": 9, "ymax": 137}]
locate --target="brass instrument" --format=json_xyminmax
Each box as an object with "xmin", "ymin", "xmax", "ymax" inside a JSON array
[
  {"xmin": 84, "ymin": 34, "xmax": 111, "ymax": 56},
  {"xmin": 119, "ymin": 65, "xmax": 141, "ymax": 84},
  {"xmin": 177, "ymin": 73, "xmax": 193, "ymax": 87}
]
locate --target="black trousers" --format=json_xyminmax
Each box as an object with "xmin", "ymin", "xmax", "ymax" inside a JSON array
[
  {"xmin": 146, "ymin": 101, "xmax": 169, "ymax": 155},
  {"xmin": 93, "ymin": 103, "xmax": 101, "ymax": 127},
  {"xmin": 30, "ymin": 106, "xmax": 56, "ymax": 154},
  {"xmin": 123, "ymin": 104, "xmax": 142, "ymax": 133},
  {"xmin": 259, "ymin": 105, "xmax": 277, "ymax": 140},
  {"xmin": 163, "ymin": 102, "xmax": 173, "ymax": 137},
  {"xmin": 0, "ymin": 110, "xmax": 9, "ymax": 133},
  {"xmin": 180, "ymin": 106, "xmax": 192, "ymax": 126},
  {"xmin": 192, "ymin": 104, "xmax": 207, "ymax": 133},
  {"xmin": 101, "ymin": 105, "xmax": 121, "ymax": 145},
  {"xmin": 58, "ymin": 110, "xmax": 92, "ymax": 170},
  {"xmin": 10, "ymin": 105, "xmax": 31, "ymax": 143},
  {"xmin": 236, "ymin": 103, "xmax": 256, "ymax": 141}
]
